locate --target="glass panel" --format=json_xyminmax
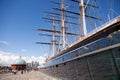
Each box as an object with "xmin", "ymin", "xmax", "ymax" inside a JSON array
[
  {"xmin": 73, "ymin": 50, "xmax": 79, "ymax": 56},
  {"xmin": 98, "ymin": 38, "xmax": 111, "ymax": 49},
  {"xmin": 71, "ymin": 52, "xmax": 76, "ymax": 58},
  {"xmin": 87, "ymin": 50, "xmax": 119, "ymax": 80},
  {"xmin": 63, "ymin": 53, "xmax": 75, "ymax": 61},
  {"xmin": 58, "ymin": 58, "xmax": 63, "ymax": 63},
  {"xmin": 89, "ymin": 41, "xmax": 99, "ymax": 52},
  {"xmin": 111, "ymin": 32, "xmax": 120, "ymax": 45},
  {"xmin": 112, "ymin": 47, "xmax": 120, "ymax": 74},
  {"xmin": 84, "ymin": 45, "xmax": 91, "ymax": 53},
  {"xmin": 78, "ymin": 47, "xmax": 85, "ymax": 55},
  {"xmin": 64, "ymin": 54, "xmax": 72, "ymax": 61}
]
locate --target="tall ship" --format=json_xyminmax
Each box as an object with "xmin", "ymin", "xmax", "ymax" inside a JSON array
[{"xmin": 37, "ymin": 0, "xmax": 120, "ymax": 80}]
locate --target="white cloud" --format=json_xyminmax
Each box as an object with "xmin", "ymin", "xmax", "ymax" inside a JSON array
[
  {"xmin": 0, "ymin": 51, "xmax": 19, "ymax": 66},
  {"xmin": 0, "ymin": 50, "xmax": 46, "ymax": 66},
  {"xmin": 0, "ymin": 40, "xmax": 8, "ymax": 45}
]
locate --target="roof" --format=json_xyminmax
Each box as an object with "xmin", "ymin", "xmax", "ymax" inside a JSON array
[{"xmin": 12, "ymin": 58, "xmax": 26, "ymax": 65}]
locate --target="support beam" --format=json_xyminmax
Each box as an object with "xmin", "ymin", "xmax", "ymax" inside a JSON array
[
  {"xmin": 37, "ymin": 29, "xmax": 79, "ymax": 36},
  {"xmin": 36, "ymin": 42, "xmax": 62, "ymax": 46},
  {"xmin": 43, "ymin": 17, "xmax": 78, "ymax": 25},
  {"xmin": 53, "ymin": 8, "xmax": 102, "ymax": 21},
  {"xmin": 39, "ymin": 34, "xmax": 60, "ymax": 38},
  {"xmin": 45, "ymin": 11, "xmax": 78, "ymax": 19}
]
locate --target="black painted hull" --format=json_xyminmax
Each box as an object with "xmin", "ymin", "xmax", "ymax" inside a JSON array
[{"xmin": 41, "ymin": 45, "xmax": 120, "ymax": 80}]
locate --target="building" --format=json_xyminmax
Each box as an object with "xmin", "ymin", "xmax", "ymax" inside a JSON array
[{"xmin": 11, "ymin": 57, "xmax": 26, "ymax": 71}]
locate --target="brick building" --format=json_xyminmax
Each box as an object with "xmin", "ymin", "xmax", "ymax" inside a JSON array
[{"xmin": 11, "ymin": 57, "xmax": 26, "ymax": 71}]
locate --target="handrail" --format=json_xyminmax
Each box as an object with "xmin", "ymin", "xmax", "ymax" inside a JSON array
[{"xmin": 87, "ymin": 16, "xmax": 120, "ymax": 37}]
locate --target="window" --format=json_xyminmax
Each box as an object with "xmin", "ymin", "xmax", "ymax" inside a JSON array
[
  {"xmin": 112, "ymin": 47, "xmax": 120, "ymax": 75},
  {"xmin": 98, "ymin": 38, "xmax": 110, "ymax": 49},
  {"xmin": 84, "ymin": 45, "xmax": 91, "ymax": 53},
  {"xmin": 64, "ymin": 53, "xmax": 73, "ymax": 61},
  {"xmin": 111, "ymin": 32, "xmax": 120, "ymax": 45},
  {"xmin": 78, "ymin": 47, "xmax": 85, "ymax": 55},
  {"xmin": 89, "ymin": 41, "xmax": 99, "ymax": 52}
]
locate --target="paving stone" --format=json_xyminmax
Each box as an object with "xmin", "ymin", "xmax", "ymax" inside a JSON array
[{"xmin": 0, "ymin": 71, "xmax": 56, "ymax": 80}]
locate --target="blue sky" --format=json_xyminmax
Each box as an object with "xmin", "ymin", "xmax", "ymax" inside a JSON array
[
  {"xmin": 0, "ymin": 0, "xmax": 49, "ymax": 57},
  {"xmin": 0, "ymin": 0, "xmax": 120, "ymax": 57}
]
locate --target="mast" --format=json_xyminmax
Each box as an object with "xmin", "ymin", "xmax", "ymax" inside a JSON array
[
  {"xmin": 52, "ymin": 16, "xmax": 56, "ymax": 56},
  {"xmin": 79, "ymin": 0, "xmax": 87, "ymax": 36},
  {"xmin": 61, "ymin": 0, "xmax": 66, "ymax": 48}
]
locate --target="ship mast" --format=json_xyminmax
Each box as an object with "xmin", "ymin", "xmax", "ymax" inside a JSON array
[
  {"xmin": 79, "ymin": 0, "xmax": 87, "ymax": 37},
  {"xmin": 36, "ymin": 0, "xmax": 80, "ymax": 58},
  {"xmin": 52, "ymin": 16, "xmax": 56, "ymax": 56},
  {"xmin": 61, "ymin": 0, "xmax": 66, "ymax": 48}
]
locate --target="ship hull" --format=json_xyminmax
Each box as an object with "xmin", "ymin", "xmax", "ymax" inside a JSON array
[
  {"xmin": 40, "ymin": 17, "xmax": 120, "ymax": 80},
  {"xmin": 41, "ymin": 45, "xmax": 120, "ymax": 80}
]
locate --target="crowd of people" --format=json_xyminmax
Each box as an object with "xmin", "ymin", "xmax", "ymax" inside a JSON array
[
  {"xmin": 0, "ymin": 66, "xmax": 11, "ymax": 74},
  {"xmin": 12, "ymin": 69, "xmax": 31, "ymax": 75}
]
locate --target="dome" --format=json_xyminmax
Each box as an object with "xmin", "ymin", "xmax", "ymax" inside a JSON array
[{"xmin": 13, "ymin": 58, "xmax": 26, "ymax": 65}]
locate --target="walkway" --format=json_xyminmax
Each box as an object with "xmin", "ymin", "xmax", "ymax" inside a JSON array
[{"xmin": 0, "ymin": 71, "xmax": 56, "ymax": 80}]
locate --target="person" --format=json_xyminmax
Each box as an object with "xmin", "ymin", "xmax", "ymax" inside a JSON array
[
  {"xmin": 12, "ymin": 70, "xmax": 17, "ymax": 74},
  {"xmin": 21, "ymin": 70, "xmax": 23, "ymax": 74}
]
